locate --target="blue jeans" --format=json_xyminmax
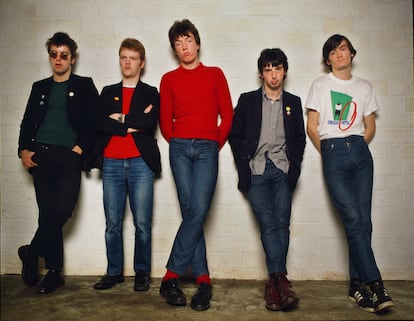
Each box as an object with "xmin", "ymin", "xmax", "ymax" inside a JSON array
[
  {"xmin": 102, "ymin": 157, "xmax": 154, "ymax": 276},
  {"xmin": 321, "ymin": 135, "xmax": 381, "ymax": 283},
  {"xmin": 247, "ymin": 157, "xmax": 292, "ymax": 275},
  {"xmin": 166, "ymin": 138, "xmax": 218, "ymax": 277}
]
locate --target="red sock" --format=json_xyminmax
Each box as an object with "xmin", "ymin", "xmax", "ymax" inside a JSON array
[
  {"xmin": 163, "ymin": 270, "xmax": 179, "ymax": 281},
  {"xmin": 196, "ymin": 274, "xmax": 211, "ymax": 285}
]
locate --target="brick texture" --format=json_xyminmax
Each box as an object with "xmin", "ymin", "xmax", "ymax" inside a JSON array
[{"xmin": 1, "ymin": 0, "xmax": 413, "ymax": 280}]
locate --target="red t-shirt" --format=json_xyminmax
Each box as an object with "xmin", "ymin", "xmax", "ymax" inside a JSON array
[
  {"xmin": 159, "ymin": 63, "xmax": 233, "ymax": 149},
  {"xmin": 103, "ymin": 87, "xmax": 141, "ymax": 158}
]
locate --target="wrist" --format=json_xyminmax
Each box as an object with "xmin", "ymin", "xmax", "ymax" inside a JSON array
[{"xmin": 19, "ymin": 149, "xmax": 28, "ymax": 158}]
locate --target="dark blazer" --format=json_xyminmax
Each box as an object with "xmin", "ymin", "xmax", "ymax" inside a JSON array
[
  {"xmin": 90, "ymin": 81, "xmax": 161, "ymax": 175},
  {"xmin": 228, "ymin": 88, "xmax": 306, "ymax": 193},
  {"xmin": 18, "ymin": 73, "xmax": 99, "ymax": 168}
]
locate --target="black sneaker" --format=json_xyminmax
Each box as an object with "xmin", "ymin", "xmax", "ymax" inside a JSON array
[
  {"xmin": 134, "ymin": 270, "xmax": 150, "ymax": 291},
  {"xmin": 93, "ymin": 274, "xmax": 124, "ymax": 290},
  {"xmin": 370, "ymin": 281, "xmax": 394, "ymax": 312},
  {"xmin": 160, "ymin": 278, "xmax": 186, "ymax": 306},
  {"xmin": 349, "ymin": 281, "xmax": 375, "ymax": 313}
]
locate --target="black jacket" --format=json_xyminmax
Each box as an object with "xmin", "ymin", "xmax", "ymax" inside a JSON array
[
  {"xmin": 18, "ymin": 73, "xmax": 99, "ymax": 168},
  {"xmin": 228, "ymin": 88, "xmax": 306, "ymax": 193},
  {"xmin": 90, "ymin": 81, "xmax": 161, "ymax": 175}
]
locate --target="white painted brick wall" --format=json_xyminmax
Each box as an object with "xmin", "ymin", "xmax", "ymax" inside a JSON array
[{"xmin": 1, "ymin": 0, "xmax": 413, "ymax": 280}]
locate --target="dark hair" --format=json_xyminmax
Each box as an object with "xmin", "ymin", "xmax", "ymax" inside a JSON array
[
  {"xmin": 168, "ymin": 19, "xmax": 201, "ymax": 50},
  {"xmin": 322, "ymin": 34, "xmax": 357, "ymax": 69},
  {"xmin": 258, "ymin": 48, "xmax": 288, "ymax": 78},
  {"xmin": 119, "ymin": 38, "xmax": 146, "ymax": 60},
  {"xmin": 45, "ymin": 32, "xmax": 78, "ymax": 58}
]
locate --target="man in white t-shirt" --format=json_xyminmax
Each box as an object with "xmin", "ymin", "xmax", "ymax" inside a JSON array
[{"xmin": 306, "ymin": 34, "xmax": 394, "ymax": 313}]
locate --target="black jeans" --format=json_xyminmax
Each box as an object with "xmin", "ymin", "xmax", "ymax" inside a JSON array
[{"xmin": 29, "ymin": 143, "xmax": 82, "ymax": 270}]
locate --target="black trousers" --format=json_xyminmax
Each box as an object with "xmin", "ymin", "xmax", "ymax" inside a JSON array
[{"xmin": 29, "ymin": 143, "xmax": 82, "ymax": 270}]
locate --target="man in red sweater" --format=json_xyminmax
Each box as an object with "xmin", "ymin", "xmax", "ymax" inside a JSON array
[{"xmin": 159, "ymin": 19, "xmax": 233, "ymax": 311}]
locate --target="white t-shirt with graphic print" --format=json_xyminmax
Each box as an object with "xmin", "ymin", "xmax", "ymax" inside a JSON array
[{"xmin": 305, "ymin": 72, "xmax": 379, "ymax": 140}]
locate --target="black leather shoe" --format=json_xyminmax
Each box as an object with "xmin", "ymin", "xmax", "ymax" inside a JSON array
[
  {"xmin": 37, "ymin": 269, "xmax": 64, "ymax": 294},
  {"xmin": 190, "ymin": 282, "xmax": 212, "ymax": 311},
  {"xmin": 18, "ymin": 245, "xmax": 39, "ymax": 287},
  {"xmin": 160, "ymin": 278, "xmax": 186, "ymax": 306},
  {"xmin": 134, "ymin": 270, "xmax": 150, "ymax": 291},
  {"xmin": 93, "ymin": 274, "xmax": 124, "ymax": 290}
]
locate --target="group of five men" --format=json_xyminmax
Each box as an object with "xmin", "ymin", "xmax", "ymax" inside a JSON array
[{"xmin": 17, "ymin": 19, "xmax": 394, "ymax": 314}]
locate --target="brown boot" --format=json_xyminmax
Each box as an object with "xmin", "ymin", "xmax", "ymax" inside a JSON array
[
  {"xmin": 275, "ymin": 272, "xmax": 299, "ymax": 310},
  {"xmin": 264, "ymin": 274, "xmax": 282, "ymax": 311}
]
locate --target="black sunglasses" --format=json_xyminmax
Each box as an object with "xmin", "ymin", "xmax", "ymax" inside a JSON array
[{"xmin": 49, "ymin": 51, "xmax": 71, "ymax": 60}]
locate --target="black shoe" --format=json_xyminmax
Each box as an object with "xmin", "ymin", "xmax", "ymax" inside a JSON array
[
  {"xmin": 370, "ymin": 280, "xmax": 394, "ymax": 312},
  {"xmin": 134, "ymin": 270, "xmax": 150, "ymax": 291},
  {"xmin": 18, "ymin": 245, "xmax": 39, "ymax": 287},
  {"xmin": 93, "ymin": 274, "xmax": 124, "ymax": 290},
  {"xmin": 36, "ymin": 269, "xmax": 65, "ymax": 294},
  {"xmin": 160, "ymin": 278, "xmax": 186, "ymax": 306},
  {"xmin": 349, "ymin": 280, "xmax": 375, "ymax": 313},
  {"xmin": 190, "ymin": 282, "xmax": 212, "ymax": 311}
]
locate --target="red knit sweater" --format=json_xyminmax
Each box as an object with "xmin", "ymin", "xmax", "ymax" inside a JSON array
[{"xmin": 159, "ymin": 63, "xmax": 233, "ymax": 149}]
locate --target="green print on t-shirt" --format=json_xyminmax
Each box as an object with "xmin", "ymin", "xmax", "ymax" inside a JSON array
[{"xmin": 330, "ymin": 91, "xmax": 352, "ymax": 121}]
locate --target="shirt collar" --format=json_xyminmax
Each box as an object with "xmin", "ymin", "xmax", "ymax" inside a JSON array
[{"xmin": 262, "ymin": 88, "xmax": 282, "ymax": 102}]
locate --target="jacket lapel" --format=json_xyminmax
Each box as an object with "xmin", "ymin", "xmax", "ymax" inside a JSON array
[{"xmin": 251, "ymin": 88, "xmax": 263, "ymax": 137}]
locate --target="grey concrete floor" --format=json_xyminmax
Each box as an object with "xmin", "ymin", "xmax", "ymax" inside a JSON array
[{"xmin": 1, "ymin": 275, "xmax": 413, "ymax": 321}]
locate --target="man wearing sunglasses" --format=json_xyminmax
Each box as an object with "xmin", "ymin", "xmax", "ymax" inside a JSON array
[{"xmin": 17, "ymin": 32, "xmax": 99, "ymax": 294}]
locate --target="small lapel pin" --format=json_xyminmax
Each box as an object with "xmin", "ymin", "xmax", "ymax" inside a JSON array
[{"xmin": 286, "ymin": 106, "xmax": 291, "ymax": 115}]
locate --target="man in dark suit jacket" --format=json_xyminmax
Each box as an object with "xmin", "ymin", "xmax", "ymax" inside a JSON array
[
  {"xmin": 17, "ymin": 32, "xmax": 99, "ymax": 294},
  {"xmin": 229, "ymin": 48, "xmax": 305, "ymax": 312},
  {"xmin": 91, "ymin": 38, "xmax": 161, "ymax": 293}
]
